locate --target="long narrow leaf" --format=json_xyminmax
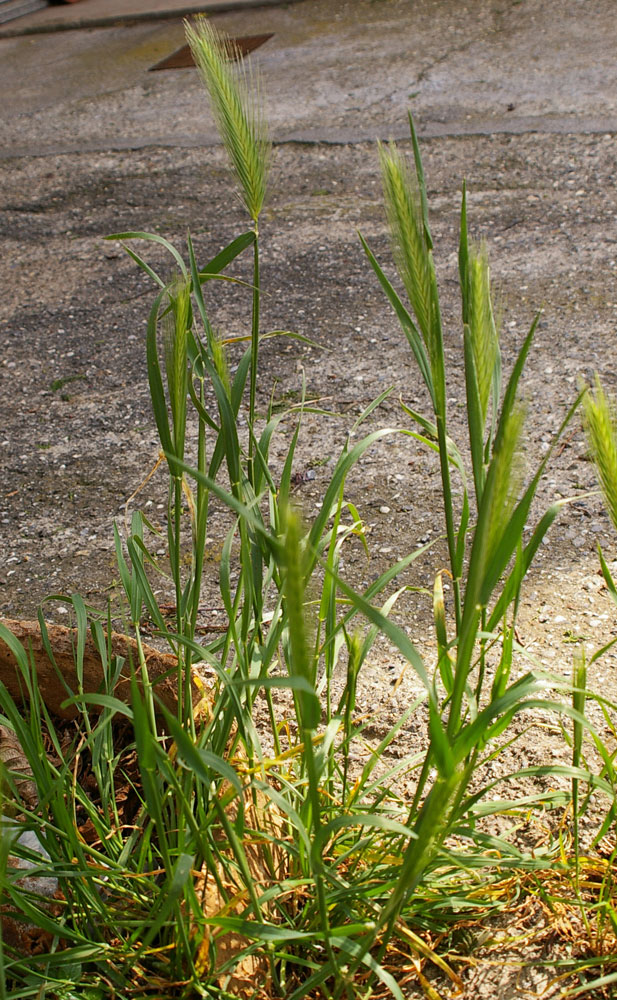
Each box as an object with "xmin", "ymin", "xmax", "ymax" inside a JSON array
[
  {"xmin": 323, "ymin": 561, "xmax": 429, "ymax": 691},
  {"xmin": 360, "ymin": 233, "xmax": 434, "ymax": 405},
  {"xmin": 106, "ymin": 230, "xmax": 188, "ymax": 277},
  {"xmin": 463, "ymin": 322, "xmax": 487, "ymax": 504},
  {"xmin": 308, "ymin": 428, "xmax": 399, "ymax": 566},
  {"xmin": 198, "ymin": 230, "xmax": 255, "ymax": 280}
]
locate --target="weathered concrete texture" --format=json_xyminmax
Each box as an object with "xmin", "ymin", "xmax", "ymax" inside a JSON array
[
  {"xmin": 0, "ymin": 0, "xmax": 301, "ymax": 36},
  {"xmin": 0, "ymin": 2, "xmax": 615, "ymax": 611},
  {"xmin": 0, "ymin": 0, "xmax": 616, "ymax": 617},
  {"xmin": 1, "ymin": 0, "xmax": 616, "ymax": 159}
]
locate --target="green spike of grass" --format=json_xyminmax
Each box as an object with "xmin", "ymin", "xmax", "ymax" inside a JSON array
[
  {"xmin": 582, "ymin": 374, "xmax": 617, "ymax": 533},
  {"xmin": 468, "ymin": 242, "xmax": 499, "ymax": 425},
  {"xmin": 211, "ymin": 329, "xmax": 232, "ymax": 401},
  {"xmin": 186, "ymin": 17, "xmax": 270, "ymax": 223},
  {"xmin": 485, "ymin": 399, "xmax": 527, "ymax": 563},
  {"xmin": 378, "ymin": 141, "xmax": 433, "ymax": 349},
  {"xmin": 280, "ymin": 503, "xmax": 318, "ymax": 730}
]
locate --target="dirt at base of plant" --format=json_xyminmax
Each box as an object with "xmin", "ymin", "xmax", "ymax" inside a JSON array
[{"xmin": 2, "ymin": 131, "xmax": 617, "ymax": 996}]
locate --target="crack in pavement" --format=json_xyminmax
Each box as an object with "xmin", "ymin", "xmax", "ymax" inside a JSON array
[{"xmin": 2, "ymin": 114, "xmax": 616, "ymax": 161}]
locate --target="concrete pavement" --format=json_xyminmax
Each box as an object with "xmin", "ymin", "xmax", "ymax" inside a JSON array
[
  {"xmin": 0, "ymin": 0, "xmax": 299, "ymax": 35},
  {"xmin": 1, "ymin": 0, "xmax": 616, "ymax": 160},
  {"xmin": 1, "ymin": 0, "xmax": 616, "ymax": 644}
]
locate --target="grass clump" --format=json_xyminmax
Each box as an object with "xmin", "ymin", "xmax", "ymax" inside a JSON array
[{"xmin": 2, "ymin": 21, "xmax": 617, "ymax": 1000}]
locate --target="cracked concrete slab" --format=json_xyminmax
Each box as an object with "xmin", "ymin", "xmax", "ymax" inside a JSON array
[
  {"xmin": 1, "ymin": 0, "xmax": 616, "ymax": 620},
  {"xmin": 0, "ymin": 0, "xmax": 300, "ymax": 35},
  {"xmin": 1, "ymin": 0, "xmax": 616, "ymax": 159},
  {"xmin": 1, "ymin": 0, "xmax": 617, "ymax": 743}
]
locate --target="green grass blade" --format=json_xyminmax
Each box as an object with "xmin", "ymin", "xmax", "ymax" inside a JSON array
[
  {"xmin": 173, "ymin": 455, "xmax": 282, "ymax": 559},
  {"xmin": 434, "ymin": 572, "xmax": 453, "ymax": 695},
  {"xmin": 463, "ymin": 322, "xmax": 487, "ymax": 503},
  {"xmin": 198, "ymin": 229, "xmax": 255, "ymax": 281},
  {"xmin": 162, "ymin": 709, "xmax": 243, "ymax": 798},
  {"xmin": 337, "ymin": 935, "xmax": 405, "ymax": 1000},
  {"xmin": 307, "ymin": 428, "xmax": 399, "ymax": 567},
  {"xmin": 139, "ymin": 852, "xmax": 194, "ymax": 951},
  {"xmin": 597, "ymin": 543, "xmax": 617, "ymax": 608},
  {"xmin": 458, "ymin": 180, "xmax": 469, "ymax": 324},
  {"xmin": 60, "ymin": 693, "xmax": 134, "ymax": 719},
  {"xmin": 495, "ymin": 313, "xmax": 538, "ymax": 443},
  {"xmin": 565, "ymin": 972, "xmax": 617, "ymax": 998},
  {"xmin": 146, "ymin": 287, "xmax": 176, "ymax": 471},
  {"xmin": 399, "ymin": 404, "xmax": 467, "ymax": 482},
  {"xmin": 323, "ymin": 561, "xmax": 429, "ymax": 691},
  {"xmin": 486, "ymin": 500, "xmax": 565, "ymax": 631},
  {"xmin": 360, "ymin": 233, "xmax": 435, "ymax": 406},
  {"xmin": 117, "ymin": 242, "xmax": 166, "ymax": 288},
  {"xmin": 408, "ymin": 111, "xmax": 433, "ymax": 249},
  {"xmin": 351, "ymin": 385, "xmax": 394, "ymax": 433},
  {"xmin": 125, "ymin": 538, "xmax": 169, "ymax": 634},
  {"xmin": 106, "ymin": 230, "xmax": 188, "ymax": 277},
  {"xmin": 187, "ymin": 234, "xmax": 215, "ymax": 349}
]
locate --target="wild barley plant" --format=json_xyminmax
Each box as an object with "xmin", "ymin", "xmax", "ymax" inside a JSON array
[
  {"xmin": 372, "ymin": 124, "xmax": 581, "ymax": 710},
  {"xmin": 559, "ymin": 375, "xmax": 617, "ymax": 995},
  {"xmin": 337, "ymin": 118, "xmax": 586, "ymax": 989},
  {"xmin": 108, "ymin": 19, "xmax": 272, "ymax": 713},
  {"xmin": 0, "ymin": 24, "xmax": 599, "ymax": 1000},
  {"xmin": 186, "ymin": 17, "xmax": 269, "ymax": 471},
  {"xmin": 105, "ymin": 41, "xmax": 587, "ymax": 1000}
]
